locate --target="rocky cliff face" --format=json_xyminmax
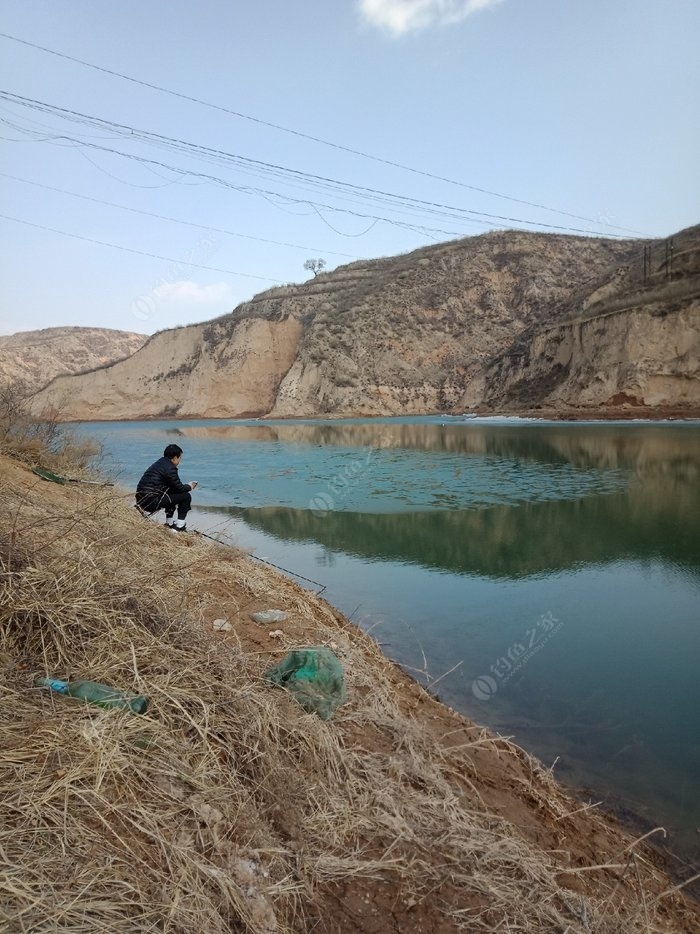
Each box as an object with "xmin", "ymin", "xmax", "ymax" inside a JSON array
[
  {"xmin": 0, "ymin": 326, "xmax": 147, "ymax": 390},
  {"xmin": 268, "ymin": 231, "xmax": 638, "ymax": 416},
  {"xmin": 30, "ymin": 226, "xmax": 699, "ymax": 420},
  {"xmin": 30, "ymin": 318, "xmax": 301, "ymax": 421},
  {"xmin": 470, "ymin": 225, "xmax": 700, "ymax": 414}
]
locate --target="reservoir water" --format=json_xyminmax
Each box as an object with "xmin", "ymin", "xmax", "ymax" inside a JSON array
[{"xmin": 78, "ymin": 416, "xmax": 700, "ymax": 864}]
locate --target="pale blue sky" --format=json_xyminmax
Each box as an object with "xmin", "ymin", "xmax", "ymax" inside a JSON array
[{"xmin": 1, "ymin": 0, "xmax": 698, "ymax": 335}]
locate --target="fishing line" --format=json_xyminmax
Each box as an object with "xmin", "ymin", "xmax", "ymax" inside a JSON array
[{"xmin": 193, "ymin": 527, "xmax": 327, "ymax": 593}]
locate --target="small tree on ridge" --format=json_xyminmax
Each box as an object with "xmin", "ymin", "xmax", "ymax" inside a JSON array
[{"xmin": 304, "ymin": 258, "xmax": 327, "ymax": 277}]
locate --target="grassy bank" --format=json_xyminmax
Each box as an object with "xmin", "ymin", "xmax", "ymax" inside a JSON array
[{"xmin": 1, "ymin": 452, "xmax": 698, "ymax": 933}]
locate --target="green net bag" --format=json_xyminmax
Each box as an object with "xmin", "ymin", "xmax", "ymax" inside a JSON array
[{"xmin": 264, "ymin": 647, "xmax": 346, "ymax": 720}]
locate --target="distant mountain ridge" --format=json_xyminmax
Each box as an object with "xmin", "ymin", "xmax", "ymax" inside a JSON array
[
  {"xmin": 30, "ymin": 226, "xmax": 700, "ymax": 420},
  {"xmin": 0, "ymin": 326, "xmax": 147, "ymax": 390}
]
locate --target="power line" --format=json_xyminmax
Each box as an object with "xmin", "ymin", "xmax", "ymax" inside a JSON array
[
  {"xmin": 2, "ymin": 122, "xmax": 621, "ymax": 241},
  {"xmin": 0, "ymin": 91, "xmax": 634, "ymax": 238},
  {"xmin": 0, "ymin": 93, "xmax": 526, "ymax": 226},
  {"xmin": 0, "ymin": 213, "xmax": 285, "ymax": 283},
  {"xmin": 0, "ymin": 100, "xmax": 493, "ymax": 234},
  {"xmin": 0, "ymin": 30, "xmax": 645, "ymax": 235},
  {"xmin": 75, "ymin": 143, "xmax": 199, "ymax": 189},
  {"xmin": 0, "ymin": 172, "xmax": 364, "ymax": 259},
  {"xmin": 0, "ymin": 122, "xmax": 475, "ymax": 239}
]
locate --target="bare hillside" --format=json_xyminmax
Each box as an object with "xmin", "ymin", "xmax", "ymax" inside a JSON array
[
  {"xmin": 0, "ymin": 326, "xmax": 147, "ymax": 390},
  {"xmin": 30, "ymin": 230, "xmax": 638, "ymax": 419},
  {"xmin": 29, "ymin": 227, "xmax": 699, "ymax": 419},
  {"xmin": 470, "ymin": 224, "xmax": 700, "ymax": 414}
]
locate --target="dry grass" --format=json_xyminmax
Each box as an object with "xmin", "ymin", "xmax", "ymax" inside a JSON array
[
  {"xmin": 0, "ymin": 378, "xmax": 99, "ymax": 473},
  {"xmin": 1, "ymin": 461, "xmax": 697, "ymax": 933}
]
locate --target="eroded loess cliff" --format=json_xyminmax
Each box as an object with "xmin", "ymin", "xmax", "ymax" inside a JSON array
[
  {"xmin": 0, "ymin": 326, "xmax": 147, "ymax": 390},
  {"xmin": 32, "ymin": 317, "xmax": 302, "ymax": 420},
  {"xmin": 471, "ymin": 226, "xmax": 700, "ymax": 414},
  {"xmin": 29, "ymin": 226, "xmax": 700, "ymax": 420}
]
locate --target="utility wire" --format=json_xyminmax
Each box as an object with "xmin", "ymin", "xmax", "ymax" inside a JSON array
[
  {"xmin": 0, "ymin": 92, "xmax": 633, "ymax": 238},
  {"xmin": 0, "ymin": 30, "xmax": 645, "ymax": 234},
  {"xmin": 0, "ymin": 94, "xmax": 538, "ymax": 223},
  {"xmin": 0, "ymin": 172, "xmax": 364, "ymax": 259},
  {"xmin": 0, "ymin": 103, "xmax": 494, "ymax": 235},
  {"xmin": 75, "ymin": 142, "xmax": 198, "ymax": 189},
  {"xmin": 1, "ymin": 125, "xmax": 472, "ymax": 238},
  {"xmin": 0, "ymin": 213, "xmax": 284, "ymax": 283}
]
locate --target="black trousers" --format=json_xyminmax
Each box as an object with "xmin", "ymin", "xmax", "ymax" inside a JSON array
[{"xmin": 136, "ymin": 489, "xmax": 191, "ymax": 520}]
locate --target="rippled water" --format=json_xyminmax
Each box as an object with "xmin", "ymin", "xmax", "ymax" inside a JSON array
[{"xmin": 78, "ymin": 416, "xmax": 700, "ymax": 864}]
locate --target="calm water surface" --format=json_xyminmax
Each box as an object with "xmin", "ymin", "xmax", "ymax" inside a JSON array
[{"xmin": 78, "ymin": 417, "xmax": 700, "ymax": 863}]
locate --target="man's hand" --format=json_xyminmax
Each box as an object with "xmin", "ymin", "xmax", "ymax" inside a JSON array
[{"xmin": 189, "ymin": 480, "xmax": 198, "ymax": 490}]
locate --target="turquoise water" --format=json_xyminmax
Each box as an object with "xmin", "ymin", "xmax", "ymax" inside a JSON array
[{"xmin": 78, "ymin": 417, "xmax": 700, "ymax": 863}]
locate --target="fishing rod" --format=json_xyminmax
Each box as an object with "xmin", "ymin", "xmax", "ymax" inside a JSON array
[
  {"xmin": 193, "ymin": 526, "xmax": 327, "ymax": 594},
  {"xmin": 131, "ymin": 482, "xmax": 328, "ymax": 595},
  {"xmin": 32, "ymin": 466, "xmax": 114, "ymax": 486}
]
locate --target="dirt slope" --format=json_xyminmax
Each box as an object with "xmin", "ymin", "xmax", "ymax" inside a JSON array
[
  {"xmin": 1, "ymin": 453, "xmax": 698, "ymax": 932},
  {"xmin": 0, "ymin": 326, "xmax": 147, "ymax": 390},
  {"xmin": 31, "ymin": 230, "xmax": 649, "ymax": 420},
  {"xmin": 470, "ymin": 224, "xmax": 700, "ymax": 414}
]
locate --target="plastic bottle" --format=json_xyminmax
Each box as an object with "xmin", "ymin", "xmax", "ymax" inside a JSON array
[{"xmin": 36, "ymin": 677, "xmax": 150, "ymax": 714}]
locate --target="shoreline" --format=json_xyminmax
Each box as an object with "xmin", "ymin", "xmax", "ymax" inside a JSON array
[
  {"xmin": 86, "ymin": 433, "xmax": 700, "ymax": 880},
  {"xmin": 189, "ymin": 507, "xmax": 700, "ymax": 881},
  {"xmin": 3, "ymin": 452, "xmax": 699, "ymax": 930},
  {"xmin": 48, "ymin": 406, "xmax": 700, "ymax": 425},
  {"xmin": 130, "ymin": 488, "xmax": 700, "ymax": 875}
]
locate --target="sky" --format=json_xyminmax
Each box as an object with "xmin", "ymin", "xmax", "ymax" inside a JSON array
[{"xmin": 0, "ymin": 0, "xmax": 698, "ymax": 336}]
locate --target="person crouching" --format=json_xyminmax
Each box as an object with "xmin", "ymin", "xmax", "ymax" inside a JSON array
[{"xmin": 135, "ymin": 443, "xmax": 198, "ymax": 532}]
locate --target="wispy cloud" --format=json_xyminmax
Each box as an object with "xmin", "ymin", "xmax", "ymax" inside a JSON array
[
  {"xmin": 358, "ymin": 0, "xmax": 503, "ymax": 36},
  {"xmin": 152, "ymin": 280, "xmax": 230, "ymax": 304}
]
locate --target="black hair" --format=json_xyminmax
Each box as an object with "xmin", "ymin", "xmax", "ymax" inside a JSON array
[{"xmin": 164, "ymin": 444, "xmax": 183, "ymax": 460}]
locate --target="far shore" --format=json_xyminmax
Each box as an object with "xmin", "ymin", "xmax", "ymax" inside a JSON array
[{"xmin": 46, "ymin": 405, "xmax": 700, "ymax": 424}]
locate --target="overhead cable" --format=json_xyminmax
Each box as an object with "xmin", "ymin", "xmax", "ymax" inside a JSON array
[
  {"xmin": 0, "ymin": 125, "xmax": 475, "ymax": 238},
  {"xmin": 0, "ymin": 91, "xmax": 633, "ymax": 238},
  {"xmin": 0, "ymin": 172, "xmax": 364, "ymax": 259},
  {"xmin": 0, "ymin": 103, "xmax": 497, "ymax": 233},
  {"xmin": 0, "ymin": 29, "xmax": 644, "ymax": 234},
  {"xmin": 0, "ymin": 213, "xmax": 284, "ymax": 283}
]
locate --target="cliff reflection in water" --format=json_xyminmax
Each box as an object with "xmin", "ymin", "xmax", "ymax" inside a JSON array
[
  {"xmin": 201, "ymin": 472, "xmax": 700, "ymax": 581},
  {"xmin": 193, "ymin": 424, "xmax": 700, "ymax": 860},
  {"xmin": 170, "ymin": 419, "xmax": 700, "ymax": 474},
  {"xmin": 81, "ymin": 416, "xmax": 700, "ymax": 862}
]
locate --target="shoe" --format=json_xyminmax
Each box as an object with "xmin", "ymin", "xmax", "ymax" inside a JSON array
[
  {"xmin": 164, "ymin": 518, "xmax": 175, "ymax": 528},
  {"xmin": 170, "ymin": 524, "xmax": 188, "ymax": 533}
]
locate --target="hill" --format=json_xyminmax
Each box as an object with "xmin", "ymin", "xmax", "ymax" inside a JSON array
[
  {"xmin": 29, "ymin": 227, "xmax": 699, "ymax": 420},
  {"xmin": 1, "ymin": 450, "xmax": 699, "ymax": 932},
  {"xmin": 470, "ymin": 224, "xmax": 700, "ymax": 415},
  {"xmin": 0, "ymin": 326, "xmax": 147, "ymax": 391}
]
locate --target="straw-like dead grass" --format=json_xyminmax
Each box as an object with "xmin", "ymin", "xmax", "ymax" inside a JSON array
[{"xmin": 1, "ymin": 458, "xmax": 698, "ymax": 933}]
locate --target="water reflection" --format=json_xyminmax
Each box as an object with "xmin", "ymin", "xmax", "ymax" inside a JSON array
[
  {"xmin": 80, "ymin": 416, "xmax": 700, "ymax": 863},
  {"xmin": 200, "ymin": 478, "xmax": 700, "ymax": 580},
  {"xmin": 169, "ymin": 419, "xmax": 700, "ymax": 474},
  {"xmin": 187, "ymin": 421, "xmax": 700, "ymax": 861}
]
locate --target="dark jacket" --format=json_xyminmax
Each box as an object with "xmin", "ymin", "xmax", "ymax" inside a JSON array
[{"xmin": 136, "ymin": 457, "xmax": 192, "ymax": 496}]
